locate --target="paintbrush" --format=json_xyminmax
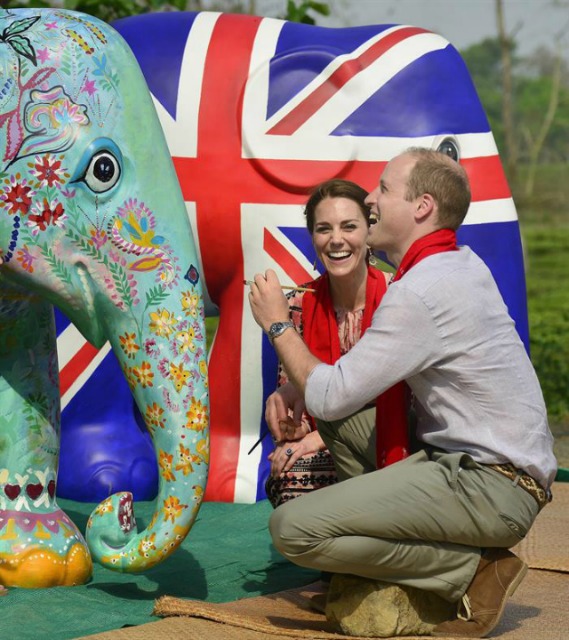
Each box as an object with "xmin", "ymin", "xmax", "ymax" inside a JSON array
[
  {"xmin": 243, "ymin": 280, "xmax": 316, "ymax": 293},
  {"xmin": 248, "ymin": 427, "xmax": 270, "ymax": 455}
]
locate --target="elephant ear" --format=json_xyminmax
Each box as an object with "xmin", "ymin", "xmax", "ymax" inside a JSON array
[
  {"xmin": 1, "ymin": 67, "xmax": 57, "ymax": 164},
  {"xmin": 15, "ymin": 86, "xmax": 90, "ymax": 162}
]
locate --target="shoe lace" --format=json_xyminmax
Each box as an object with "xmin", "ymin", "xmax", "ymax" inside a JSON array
[{"xmin": 457, "ymin": 594, "xmax": 473, "ymax": 621}]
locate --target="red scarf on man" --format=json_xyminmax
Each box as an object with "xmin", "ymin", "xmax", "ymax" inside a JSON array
[
  {"xmin": 302, "ymin": 266, "xmax": 409, "ymax": 468},
  {"xmin": 392, "ymin": 228, "xmax": 458, "ymax": 283}
]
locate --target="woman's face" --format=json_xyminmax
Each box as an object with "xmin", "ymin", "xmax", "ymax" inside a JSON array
[{"xmin": 312, "ymin": 196, "xmax": 369, "ymax": 280}]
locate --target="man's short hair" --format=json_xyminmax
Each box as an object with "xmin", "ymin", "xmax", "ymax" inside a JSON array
[{"xmin": 404, "ymin": 147, "xmax": 471, "ymax": 230}]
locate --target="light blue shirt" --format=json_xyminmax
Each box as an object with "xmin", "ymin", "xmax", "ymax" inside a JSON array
[{"xmin": 306, "ymin": 247, "xmax": 557, "ymax": 489}]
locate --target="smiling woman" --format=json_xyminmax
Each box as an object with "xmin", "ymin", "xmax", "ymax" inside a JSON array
[
  {"xmin": 264, "ymin": 178, "xmax": 409, "ymax": 508},
  {"xmin": 311, "ymin": 193, "xmax": 370, "ymax": 290}
]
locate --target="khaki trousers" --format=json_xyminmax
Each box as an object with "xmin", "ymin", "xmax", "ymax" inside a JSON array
[{"xmin": 269, "ymin": 407, "xmax": 539, "ymax": 602}]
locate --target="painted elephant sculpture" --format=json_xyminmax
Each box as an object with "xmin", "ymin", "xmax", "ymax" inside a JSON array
[
  {"xmin": 0, "ymin": 9, "xmax": 208, "ymax": 588},
  {"xmin": 58, "ymin": 12, "xmax": 528, "ymax": 504}
]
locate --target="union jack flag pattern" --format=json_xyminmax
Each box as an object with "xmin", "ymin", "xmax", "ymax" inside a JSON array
[{"xmin": 57, "ymin": 11, "xmax": 527, "ymax": 503}]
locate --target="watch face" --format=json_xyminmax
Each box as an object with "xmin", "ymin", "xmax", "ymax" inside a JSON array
[
  {"xmin": 269, "ymin": 322, "xmax": 285, "ymax": 337},
  {"xmin": 269, "ymin": 321, "xmax": 293, "ymax": 340}
]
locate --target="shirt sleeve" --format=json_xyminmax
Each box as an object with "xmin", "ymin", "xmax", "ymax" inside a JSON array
[{"xmin": 305, "ymin": 285, "xmax": 442, "ymax": 420}]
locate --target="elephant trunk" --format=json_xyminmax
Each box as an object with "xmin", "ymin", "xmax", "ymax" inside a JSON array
[{"xmin": 85, "ymin": 272, "xmax": 209, "ymax": 572}]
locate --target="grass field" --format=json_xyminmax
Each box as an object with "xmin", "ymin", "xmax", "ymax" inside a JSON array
[{"xmin": 514, "ymin": 164, "xmax": 569, "ymax": 463}]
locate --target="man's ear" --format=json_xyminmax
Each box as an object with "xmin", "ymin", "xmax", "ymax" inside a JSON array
[{"xmin": 415, "ymin": 193, "xmax": 436, "ymax": 222}]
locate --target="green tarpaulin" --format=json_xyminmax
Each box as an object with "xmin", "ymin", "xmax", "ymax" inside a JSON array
[{"xmin": 0, "ymin": 499, "xmax": 319, "ymax": 640}]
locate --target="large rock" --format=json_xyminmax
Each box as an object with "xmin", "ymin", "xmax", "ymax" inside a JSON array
[{"xmin": 325, "ymin": 574, "xmax": 456, "ymax": 637}]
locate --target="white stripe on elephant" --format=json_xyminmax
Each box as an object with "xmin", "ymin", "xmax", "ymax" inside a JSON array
[
  {"xmin": 463, "ymin": 198, "xmax": 518, "ymax": 225},
  {"xmin": 151, "ymin": 11, "xmax": 221, "ymax": 158}
]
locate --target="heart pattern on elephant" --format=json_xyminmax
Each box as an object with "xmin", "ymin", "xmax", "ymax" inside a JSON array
[{"xmin": 4, "ymin": 484, "xmax": 21, "ymax": 500}]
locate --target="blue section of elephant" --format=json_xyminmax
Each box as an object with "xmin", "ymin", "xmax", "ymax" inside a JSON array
[
  {"xmin": 257, "ymin": 334, "xmax": 277, "ymax": 502},
  {"xmin": 276, "ymin": 21, "xmax": 391, "ymax": 58},
  {"xmin": 280, "ymin": 226, "xmax": 320, "ymax": 271},
  {"xmin": 457, "ymin": 220, "xmax": 529, "ymax": 351},
  {"xmin": 55, "ymin": 311, "xmax": 158, "ymax": 502},
  {"xmin": 269, "ymin": 23, "xmax": 489, "ymax": 136},
  {"xmin": 268, "ymin": 23, "xmax": 391, "ymax": 119},
  {"xmin": 113, "ymin": 12, "xmax": 198, "ymax": 120},
  {"xmin": 337, "ymin": 48, "xmax": 490, "ymax": 136}
]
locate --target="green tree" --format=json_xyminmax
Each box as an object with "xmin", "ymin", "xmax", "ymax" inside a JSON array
[
  {"xmin": 283, "ymin": 0, "xmax": 329, "ymax": 24},
  {"xmin": 0, "ymin": 0, "xmax": 193, "ymax": 23},
  {"xmin": 0, "ymin": 0, "xmax": 330, "ymax": 24},
  {"xmin": 460, "ymin": 38, "xmax": 569, "ymax": 169}
]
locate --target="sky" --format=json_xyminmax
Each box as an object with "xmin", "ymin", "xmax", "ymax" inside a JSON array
[{"xmin": 318, "ymin": 0, "xmax": 569, "ymax": 60}]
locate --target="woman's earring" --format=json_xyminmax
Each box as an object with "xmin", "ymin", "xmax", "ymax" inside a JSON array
[
  {"xmin": 312, "ymin": 249, "xmax": 319, "ymax": 271},
  {"xmin": 367, "ymin": 247, "xmax": 378, "ymax": 267}
]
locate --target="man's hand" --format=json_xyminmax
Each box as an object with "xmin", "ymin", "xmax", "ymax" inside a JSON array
[
  {"xmin": 265, "ymin": 382, "xmax": 306, "ymax": 441},
  {"xmin": 248, "ymin": 269, "xmax": 322, "ymax": 395},
  {"xmin": 247, "ymin": 269, "xmax": 290, "ymax": 333}
]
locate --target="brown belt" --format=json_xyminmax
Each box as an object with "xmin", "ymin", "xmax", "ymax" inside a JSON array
[{"xmin": 486, "ymin": 462, "xmax": 552, "ymax": 511}]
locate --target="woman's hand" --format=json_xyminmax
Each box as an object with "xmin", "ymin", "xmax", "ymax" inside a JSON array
[
  {"xmin": 265, "ymin": 382, "xmax": 306, "ymax": 441},
  {"xmin": 268, "ymin": 430, "xmax": 327, "ymax": 478}
]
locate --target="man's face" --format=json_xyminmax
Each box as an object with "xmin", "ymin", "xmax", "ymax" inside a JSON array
[{"xmin": 365, "ymin": 153, "xmax": 417, "ymax": 256}]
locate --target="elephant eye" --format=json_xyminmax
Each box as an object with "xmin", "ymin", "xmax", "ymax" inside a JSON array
[
  {"xmin": 436, "ymin": 138, "xmax": 460, "ymax": 162},
  {"xmin": 83, "ymin": 151, "xmax": 121, "ymax": 193}
]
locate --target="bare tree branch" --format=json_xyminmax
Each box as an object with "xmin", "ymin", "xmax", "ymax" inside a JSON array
[
  {"xmin": 525, "ymin": 42, "xmax": 563, "ymax": 197},
  {"xmin": 496, "ymin": 0, "xmax": 518, "ymax": 180}
]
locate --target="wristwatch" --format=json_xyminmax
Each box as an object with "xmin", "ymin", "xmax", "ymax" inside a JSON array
[{"xmin": 267, "ymin": 321, "xmax": 294, "ymax": 344}]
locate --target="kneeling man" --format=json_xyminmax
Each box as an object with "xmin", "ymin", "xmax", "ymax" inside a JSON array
[{"xmin": 248, "ymin": 148, "xmax": 556, "ymax": 638}]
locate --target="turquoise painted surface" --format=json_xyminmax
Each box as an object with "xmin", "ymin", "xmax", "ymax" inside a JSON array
[{"xmin": 0, "ymin": 9, "xmax": 208, "ymax": 586}]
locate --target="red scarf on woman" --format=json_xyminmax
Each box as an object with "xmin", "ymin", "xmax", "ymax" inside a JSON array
[{"xmin": 302, "ymin": 266, "xmax": 409, "ymax": 468}]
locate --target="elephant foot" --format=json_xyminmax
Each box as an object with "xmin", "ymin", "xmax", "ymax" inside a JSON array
[{"xmin": 0, "ymin": 508, "xmax": 93, "ymax": 588}]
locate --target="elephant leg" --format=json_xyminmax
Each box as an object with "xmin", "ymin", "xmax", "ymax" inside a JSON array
[{"xmin": 0, "ymin": 283, "xmax": 92, "ymax": 588}]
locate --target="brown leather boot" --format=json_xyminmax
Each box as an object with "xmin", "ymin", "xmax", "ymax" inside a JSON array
[{"xmin": 431, "ymin": 548, "xmax": 528, "ymax": 638}]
